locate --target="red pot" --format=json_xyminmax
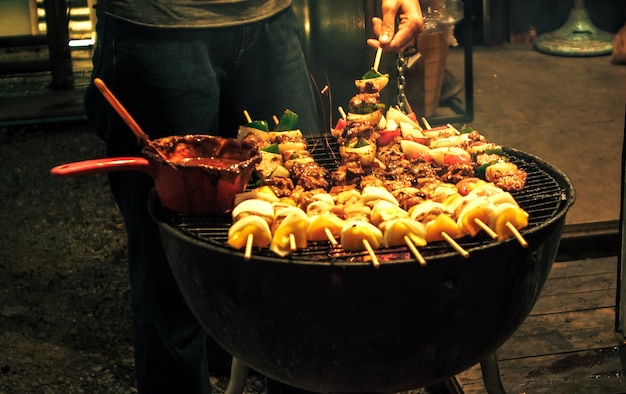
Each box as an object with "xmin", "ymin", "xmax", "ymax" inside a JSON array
[{"xmin": 51, "ymin": 135, "xmax": 261, "ymax": 216}]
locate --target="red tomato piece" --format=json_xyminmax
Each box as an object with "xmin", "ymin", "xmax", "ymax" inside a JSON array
[
  {"xmin": 377, "ymin": 130, "xmax": 401, "ymax": 146},
  {"xmin": 443, "ymin": 153, "xmax": 471, "ymax": 165},
  {"xmin": 411, "ymin": 152, "xmax": 432, "ymax": 162},
  {"xmin": 334, "ymin": 118, "xmax": 347, "ymax": 131}
]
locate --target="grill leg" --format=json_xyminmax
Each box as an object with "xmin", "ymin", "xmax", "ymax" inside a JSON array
[
  {"xmin": 480, "ymin": 352, "xmax": 506, "ymax": 394},
  {"xmin": 224, "ymin": 357, "xmax": 250, "ymax": 394}
]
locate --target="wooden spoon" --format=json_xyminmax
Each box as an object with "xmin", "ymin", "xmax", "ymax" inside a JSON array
[{"xmin": 93, "ymin": 78, "xmax": 171, "ymax": 164}]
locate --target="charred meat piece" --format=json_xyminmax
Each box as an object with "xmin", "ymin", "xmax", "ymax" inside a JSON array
[
  {"xmin": 439, "ymin": 163, "xmax": 476, "ymax": 184},
  {"xmin": 376, "ymin": 141, "xmax": 404, "ymax": 166},
  {"xmin": 485, "ymin": 162, "xmax": 528, "ymax": 191},
  {"xmin": 392, "ymin": 188, "xmax": 427, "ymax": 211},
  {"xmin": 290, "ymin": 161, "xmax": 329, "ymax": 191},
  {"xmin": 408, "ymin": 161, "xmax": 440, "ymax": 179},
  {"xmin": 332, "ymin": 156, "xmax": 365, "ymax": 186},
  {"xmin": 340, "ymin": 122, "xmax": 376, "ymax": 143},
  {"xmin": 348, "ymin": 93, "xmax": 386, "ymax": 114},
  {"xmin": 262, "ymin": 176, "xmax": 294, "ymax": 198}
]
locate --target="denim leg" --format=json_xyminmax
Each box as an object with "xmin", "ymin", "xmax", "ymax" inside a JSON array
[
  {"xmin": 84, "ymin": 9, "xmax": 320, "ymax": 394},
  {"xmin": 218, "ymin": 8, "xmax": 321, "ymax": 137},
  {"xmin": 85, "ymin": 14, "xmax": 226, "ymax": 394}
]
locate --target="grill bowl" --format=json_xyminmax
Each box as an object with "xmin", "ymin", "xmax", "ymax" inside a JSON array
[{"xmin": 149, "ymin": 145, "xmax": 575, "ymax": 393}]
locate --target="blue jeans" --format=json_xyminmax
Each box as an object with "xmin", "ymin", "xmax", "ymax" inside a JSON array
[{"xmin": 84, "ymin": 8, "xmax": 319, "ymax": 394}]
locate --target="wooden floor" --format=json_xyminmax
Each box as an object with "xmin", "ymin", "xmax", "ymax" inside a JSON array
[{"xmin": 455, "ymin": 256, "xmax": 626, "ymax": 393}]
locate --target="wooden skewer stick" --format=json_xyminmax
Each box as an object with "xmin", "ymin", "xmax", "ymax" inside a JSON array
[
  {"xmin": 441, "ymin": 232, "xmax": 470, "ymax": 258},
  {"xmin": 446, "ymin": 123, "xmax": 460, "ymax": 134},
  {"xmin": 272, "ymin": 115, "xmax": 280, "ymax": 125},
  {"xmin": 404, "ymin": 235, "xmax": 427, "ymax": 266},
  {"xmin": 338, "ymin": 106, "xmax": 347, "ymax": 120},
  {"xmin": 244, "ymin": 233, "xmax": 254, "ymax": 260},
  {"xmin": 421, "ymin": 117, "xmax": 432, "ymax": 129},
  {"xmin": 320, "ymin": 85, "xmax": 329, "ymax": 95},
  {"xmin": 373, "ymin": 46, "xmax": 383, "ymax": 72},
  {"xmin": 362, "ymin": 239, "xmax": 380, "ymax": 268},
  {"xmin": 475, "ymin": 218, "xmax": 498, "ymax": 239},
  {"xmin": 289, "ymin": 233, "xmax": 297, "ymax": 252},
  {"xmin": 243, "ymin": 110, "xmax": 252, "ymax": 123},
  {"xmin": 404, "ymin": 98, "xmax": 413, "ymax": 115},
  {"xmin": 324, "ymin": 228, "xmax": 339, "ymax": 246},
  {"xmin": 506, "ymin": 222, "xmax": 528, "ymax": 248}
]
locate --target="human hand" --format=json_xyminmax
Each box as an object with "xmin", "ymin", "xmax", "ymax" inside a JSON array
[{"xmin": 366, "ymin": 0, "xmax": 425, "ymax": 52}]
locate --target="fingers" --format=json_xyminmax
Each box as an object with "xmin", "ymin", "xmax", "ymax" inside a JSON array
[
  {"xmin": 368, "ymin": 1, "xmax": 425, "ymax": 53},
  {"xmin": 366, "ymin": 17, "xmax": 385, "ymax": 49}
]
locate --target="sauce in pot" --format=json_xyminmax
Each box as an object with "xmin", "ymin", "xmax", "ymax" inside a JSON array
[{"xmin": 171, "ymin": 156, "xmax": 242, "ymax": 168}]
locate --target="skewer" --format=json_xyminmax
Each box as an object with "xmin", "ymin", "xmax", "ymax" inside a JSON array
[
  {"xmin": 243, "ymin": 110, "xmax": 252, "ymax": 123},
  {"xmin": 320, "ymin": 85, "xmax": 329, "ymax": 95},
  {"xmin": 446, "ymin": 123, "xmax": 460, "ymax": 134},
  {"xmin": 506, "ymin": 222, "xmax": 528, "ymax": 248},
  {"xmin": 440, "ymin": 232, "xmax": 470, "ymax": 258},
  {"xmin": 404, "ymin": 235, "xmax": 427, "ymax": 266},
  {"xmin": 475, "ymin": 218, "xmax": 498, "ymax": 239},
  {"xmin": 244, "ymin": 233, "xmax": 254, "ymax": 260},
  {"xmin": 373, "ymin": 46, "xmax": 383, "ymax": 72},
  {"xmin": 289, "ymin": 233, "xmax": 297, "ymax": 252},
  {"xmin": 324, "ymin": 228, "xmax": 339, "ymax": 245},
  {"xmin": 421, "ymin": 117, "xmax": 432, "ymax": 129},
  {"xmin": 338, "ymin": 106, "xmax": 347, "ymax": 120},
  {"xmin": 272, "ymin": 115, "xmax": 280, "ymax": 125},
  {"xmin": 362, "ymin": 239, "xmax": 380, "ymax": 268},
  {"xmin": 403, "ymin": 99, "xmax": 413, "ymax": 115}
]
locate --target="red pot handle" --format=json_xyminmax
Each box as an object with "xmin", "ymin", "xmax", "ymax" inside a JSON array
[{"xmin": 51, "ymin": 157, "xmax": 155, "ymax": 177}]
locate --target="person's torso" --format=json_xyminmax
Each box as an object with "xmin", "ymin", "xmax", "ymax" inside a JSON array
[{"xmin": 96, "ymin": 0, "xmax": 291, "ymax": 28}]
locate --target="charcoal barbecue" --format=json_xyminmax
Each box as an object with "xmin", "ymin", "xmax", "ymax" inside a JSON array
[{"xmin": 149, "ymin": 138, "xmax": 575, "ymax": 393}]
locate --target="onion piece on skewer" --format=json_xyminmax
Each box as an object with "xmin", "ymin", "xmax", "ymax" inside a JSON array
[
  {"xmin": 341, "ymin": 221, "xmax": 384, "ymax": 267},
  {"xmin": 424, "ymin": 213, "xmax": 470, "ymax": 258},
  {"xmin": 307, "ymin": 212, "xmax": 346, "ymax": 245},
  {"xmin": 227, "ymin": 215, "xmax": 272, "ymax": 259},
  {"xmin": 489, "ymin": 202, "xmax": 529, "ymax": 245},
  {"xmin": 270, "ymin": 207, "xmax": 309, "ymax": 257},
  {"xmin": 380, "ymin": 218, "xmax": 427, "ymax": 265}
]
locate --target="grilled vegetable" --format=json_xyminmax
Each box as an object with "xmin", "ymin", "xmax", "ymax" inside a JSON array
[
  {"xmin": 227, "ymin": 215, "xmax": 272, "ymax": 250},
  {"xmin": 270, "ymin": 207, "xmax": 309, "ymax": 256},
  {"xmin": 307, "ymin": 213, "xmax": 346, "ymax": 242},
  {"xmin": 341, "ymin": 221, "xmax": 384, "ymax": 251},
  {"xmin": 489, "ymin": 203, "xmax": 529, "ymax": 241},
  {"xmin": 355, "ymin": 68, "xmax": 390, "ymax": 92},
  {"xmin": 380, "ymin": 218, "xmax": 427, "ymax": 248},
  {"xmin": 425, "ymin": 213, "xmax": 465, "ymax": 242},
  {"xmin": 273, "ymin": 109, "xmax": 299, "ymax": 131}
]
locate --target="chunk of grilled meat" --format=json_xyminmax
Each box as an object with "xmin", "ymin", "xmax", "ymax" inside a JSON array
[
  {"xmin": 348, "ymin": 93, "xmax": 385, "ymax": 114},
  {"xmin": 290, "ymin": 161, "xmax": 329, "ymax": 191},
  {"xmin": 332, "ymin": 154, "xmax": 366, "ymax": 186},
  {"xmin": 340, "ymin": 121, "xmax": 376, "ymax": 143},
  {"xmin": 438, "ymin": 163, "xmax": 476, "ymax": 184},
  {"xmin": 262, "ymin": 176, "xmax": 294, "ymax": 198}
]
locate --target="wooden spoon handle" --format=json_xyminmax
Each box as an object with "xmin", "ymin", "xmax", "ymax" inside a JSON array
[{"xmin": 93, "ymin": 78, "xmax": 150, "ymax": 146}]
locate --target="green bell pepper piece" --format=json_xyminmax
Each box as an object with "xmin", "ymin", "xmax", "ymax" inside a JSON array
[
  {"xmin": 274, "ymin": 110, "xmax": 299, "ymax": 131},
  {"xmin": 362, "ymin": 68, "xmax": 386, "ymax": 79},
  {"xmin": 245, "ymin": 120, "xmax": 269, "ymax": 132},
  {"xmin": 261, "ymin": 143, "xmax": 280, "ymax": 154}
]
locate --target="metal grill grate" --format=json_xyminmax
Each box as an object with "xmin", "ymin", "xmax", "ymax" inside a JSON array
[{"xmin": 161, "ymin": 138, "xmax": 572, "ymax": 263}]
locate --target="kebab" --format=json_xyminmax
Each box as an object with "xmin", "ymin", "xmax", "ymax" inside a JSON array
[
  {"xmin": 228, "ymin": 198, "xmax": 275, "ymax": 259},
  {"xmin": 269, "ymin": 203, "xmax": 310, "ymax": 257},
  {"xmin": 229, "ymin": 106, "xmax": 528, "ymax": 258}
]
